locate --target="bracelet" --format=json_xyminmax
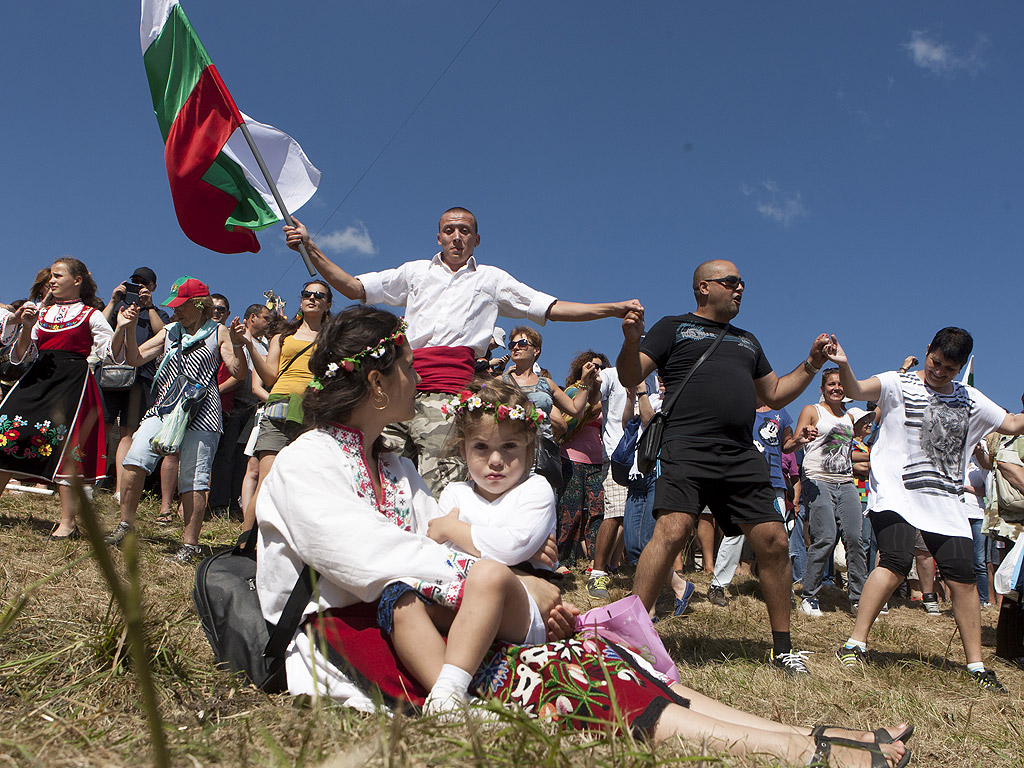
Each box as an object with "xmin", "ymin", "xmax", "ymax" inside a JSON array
[
  {"xmin": 577, "ymin": 385, "xmax": 589, "ymax": 390},
  {"xmin": 803, "ymin": 359, "xmax": 820, "ymax": 375},
  {"xmin": 232, "ymin": 343, "xmax": 244, "ymax": 348},
  {"xmin": 897, "ymin": 367, "xmax": 907, "ymax": 373}
]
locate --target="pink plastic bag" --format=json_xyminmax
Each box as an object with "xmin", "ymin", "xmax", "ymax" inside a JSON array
[{"xmin": 575, "ymin": 595, "xmax": 680, "ymax": 683}]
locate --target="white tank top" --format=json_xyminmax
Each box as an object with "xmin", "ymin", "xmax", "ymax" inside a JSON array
[{"xmin": 802, "ymin": 404, "xmax": 854, "ymax": 483}]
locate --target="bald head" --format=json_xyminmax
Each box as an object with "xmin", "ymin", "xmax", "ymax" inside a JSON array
[{"xmin": 692, "ymin": 260, "xmax": 738, "ymax": 302}]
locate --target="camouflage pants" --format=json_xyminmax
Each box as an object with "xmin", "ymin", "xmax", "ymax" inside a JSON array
[{"xmin": 382, "ymin": 391, "xmax": 466, "ymax": 498}]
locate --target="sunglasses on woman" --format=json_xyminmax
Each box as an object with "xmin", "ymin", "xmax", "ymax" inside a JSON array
[
  {"xmin": 300, "ymin": 290, "xmax": 328, "ymax": 300},
  {"xmin": 508, "ymin": 339, "xmax": 534, "ymax": 349}
]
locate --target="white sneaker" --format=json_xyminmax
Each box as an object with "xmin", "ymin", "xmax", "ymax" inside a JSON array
[
  {"xmin": 423, "ymin": 690, "xmax": 499, "ymax": 722},
  {"xmin": 800, "ymin": 597, "xmax": 823, "ymax": 617}
]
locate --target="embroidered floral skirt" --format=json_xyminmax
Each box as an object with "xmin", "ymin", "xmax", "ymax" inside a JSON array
[
  {"xmin": 0, "ymin": 350, "xmax": 106, "ymax": 483},
  {"xmin": 312, "ymin": 604, "xmax": 688, "ymax": 739}
]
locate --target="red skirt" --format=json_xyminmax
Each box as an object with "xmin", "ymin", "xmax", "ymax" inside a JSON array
[
  {"xmin": 310, "ymin": 602, "xmax": 688, "ymax": 739},
  {"xmin": 0, "ymin": 350, "xmax": 106, "ymax": 483}
]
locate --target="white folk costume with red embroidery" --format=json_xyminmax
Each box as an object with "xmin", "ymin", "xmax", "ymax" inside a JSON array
[
  {"xmin": 0, "ymin": 301, "xmax": 117, "ymax": 484},
  {"xmin": 256, "ymin": 423, "xmax": 472, "ymax": 706}
]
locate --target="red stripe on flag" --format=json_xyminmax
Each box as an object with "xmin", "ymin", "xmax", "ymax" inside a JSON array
[{"xmin": 164, "ymin": 65, "xmax": 260, "ymax": 253}]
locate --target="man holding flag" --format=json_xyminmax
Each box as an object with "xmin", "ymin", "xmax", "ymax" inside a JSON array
[{"xmin": 284, "ymin": 209, "xmax": 643, "ymax": 496}]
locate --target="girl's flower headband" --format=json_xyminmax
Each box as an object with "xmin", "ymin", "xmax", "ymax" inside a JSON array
[
  {"xmin": 309, "ymin": 319, "xmax": 408, "ymax": 390},
  {"xmin": 440, "ymin": 390, "xmax": 547, "ymax": 426}
]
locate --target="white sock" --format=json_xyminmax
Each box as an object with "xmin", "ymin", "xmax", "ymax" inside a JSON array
[
  {"xmin": 430, "ymin": 664, "xmax": 472, "ymax": 699},
  {"xmin": 590, "ymin": 569, "xmax": 607, "ymax": 579},
  {"xmin": 967, "ymin": 661, "xmax": 985, "ymax": 674},
  {"xmin": 844, "ymin": 638, "xmax": 866, "ymax": 651}
]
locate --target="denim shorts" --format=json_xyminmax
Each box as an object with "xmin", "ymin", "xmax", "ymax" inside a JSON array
[{"xmin": 123, "ymin": 415, "xmax": 218, "ymax": 493}]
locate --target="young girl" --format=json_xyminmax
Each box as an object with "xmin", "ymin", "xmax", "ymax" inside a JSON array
[{"xmin": 383, "ymin": 378, "xmax": 557, "ymax": 716}]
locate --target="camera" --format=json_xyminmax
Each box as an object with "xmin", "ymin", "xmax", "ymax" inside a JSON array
[{"xmin": 124, "ymin": 279, "xmax": 141, "ymax": 306}]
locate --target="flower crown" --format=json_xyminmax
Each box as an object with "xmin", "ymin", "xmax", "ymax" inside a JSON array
[
  {"xmin": 440, "ymin": 390, "xmax": 547, "ymax": 426},
  {"xmin": 308, "ymin": 319, "xmax": 408, "ymax": 391}
]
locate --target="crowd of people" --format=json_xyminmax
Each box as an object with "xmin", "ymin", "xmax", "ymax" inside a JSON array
[{"xmin": 2, "ymin": 208, "xmax": 1023, "ymax": 766}]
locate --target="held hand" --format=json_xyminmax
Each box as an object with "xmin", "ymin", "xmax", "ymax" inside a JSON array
[
  {"xmin": 116, "ymin": 305, "xmax": 140, "ymax": 329},
  {"xmin": 901, "ymin": 355, "xmax": 918, "ymax": 371},
  {"xmin": 137, "ymin": 286, "xmax": 154, "ymax": 308},
  {"xmin": 621, "ymin": 308, "xmax": 645, "ymax": 344},
  {"xmin": 546, "ymin": 601, "xmax": 581, "ymax": 641},
  {"xmin": 808, "ymin": 333, "xmax": 831, "ymax": 367},
  {"xmin": 612, "ymin": 299, "xmax": 644, "ymax": 319},
  {"xmin": 517, "ymin": 573, "xmax": 562, "ymax": 620},
  {"xmin": 581, "ymin": 361, "xmax": 600, "ymax": 386},
  {"xmin": 426, "ymin": 508, "xmax": 459, "ymax": 543},
  {"xmin": 823, "ymin": 334, "xmax": 847, "ymax": 366},
  {"xmin": 795, "ymin": 424, "xmax": 818, "ymax": 445},
  {"xmin": 111, "ymin": 282, "xmax": 127, "ymax": 303},
  {"xmin": 17, "ymin": 303, "xmax": 39, "ymax": 328},
  {"xmin": 283, "ymin": 216, "xmax": 311, "ymax": 253},
  {"xmin": 531, "ymin": 533, "xmax": 558, "ymax": 569}
]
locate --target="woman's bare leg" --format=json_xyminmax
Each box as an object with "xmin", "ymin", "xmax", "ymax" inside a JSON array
[
  {"xmin": 53, "ymin": 485, "xmax": 78, "ymax": 536},
  {"xmin": 243, "ymin": 453, "xmax": 276, "ymax": 531}
]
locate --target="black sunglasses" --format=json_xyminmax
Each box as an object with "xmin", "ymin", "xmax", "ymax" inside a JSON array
[
  {"xmin": 212, "ymin": 305, "xmax": 228, "ymax": 313},
  {"xmin": 509, "ymin": 339, "xmax": 533, "ymax": 349},
  {"xmin": 301, "ymin": 290, "xmax": 328, "ymax": 300},
  {"xmin": 706, "ymin": 276, "xmax": 745, "ymax": 290}
]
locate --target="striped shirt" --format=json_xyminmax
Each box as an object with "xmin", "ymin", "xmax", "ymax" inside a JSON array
[{"xmin": 145, "ymin": 323, "xmax": 223, "ymax": 433}]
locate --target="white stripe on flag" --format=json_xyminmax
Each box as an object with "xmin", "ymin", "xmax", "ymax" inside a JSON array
[{"xmin": 140, "ymin": 0, "xmax": 180, "ymax": 52}]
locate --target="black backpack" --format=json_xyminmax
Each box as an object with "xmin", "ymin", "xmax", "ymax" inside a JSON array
[{"xmin": 193, "ymin": 530, "xmax": 313, "ymax": 692}]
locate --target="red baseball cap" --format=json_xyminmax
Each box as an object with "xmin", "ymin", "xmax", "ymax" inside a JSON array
[{"xmin": 162, "ymin": 275, "xmax": 211, "ymax": 308}]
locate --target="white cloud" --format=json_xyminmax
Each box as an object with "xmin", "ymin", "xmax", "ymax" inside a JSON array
[
  {"xmin": 740, "ymin": 180, "xmax": 807, "ymax": 228},
  {"xmin": 904, "ymin": 30, "xmax": 987, "ymax": 77},
  {"xmin": 318, "ymin": 222, "xmax": 378, "ymax": 257}
]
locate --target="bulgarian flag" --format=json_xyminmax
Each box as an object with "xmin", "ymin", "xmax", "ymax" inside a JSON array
[
  {"xmin": 959, "ymin": 354, "xmax": 975, "ymax": 387},
  {"xmin": 141, "ymin": 0, "xmax": 320, "ymax": 253}
]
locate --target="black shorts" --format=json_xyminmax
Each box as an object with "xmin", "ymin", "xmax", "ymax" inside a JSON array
[
  {"xmin": 653, "ymin": 439, "xmax": 778, "ymax": 537},
  {"xmin": 100, "ymin": 379, "xmax": 154, "ymax": 431}
]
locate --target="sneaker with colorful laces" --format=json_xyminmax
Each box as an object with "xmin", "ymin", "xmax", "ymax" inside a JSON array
[
  {"xmin": 771, "ymin": 649, "xmax": 812, "ymax": 677},
  {"xmin": 587, "ymin": 574, "xmax": 611, "ymax": 599},
  {"xmin": 970, "ymin": 667, "xmax": 1006, "ymax": 692},
  {"xmin": 836, "ymin": 644, "xmax": 867, "ymax": 666},
  {"xmin": 707, "ymin": 584, "xmax": 729, "ymax": 607}
]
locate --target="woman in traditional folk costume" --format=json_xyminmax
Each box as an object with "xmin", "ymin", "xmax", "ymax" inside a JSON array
[
  {"xmin": 0, "ymin": 258, "xmax": 116, "ymax": 538},
  {"xmin": 255, "ymin": 305, "xmax": 912, "ymax": 768}
]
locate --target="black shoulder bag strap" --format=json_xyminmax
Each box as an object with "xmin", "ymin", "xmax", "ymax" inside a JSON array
[
  {"xmin": 659, "ymin": 321, "xmax": 731, "ymax": 416},
  {"xmin": 277, "ymin": 340, "xmax": 316, "ymax": 379},
  {"xmin": 265, "ymin": 564, "xmax": 315, "ymax": 663}
]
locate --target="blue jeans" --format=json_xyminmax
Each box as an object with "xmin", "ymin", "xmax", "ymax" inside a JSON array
[
  {"xmin": 789, "ymin": 505, "xmax": 807, "ymax": 583},
  {"xmin": 624, "ymin": 473, "xmax": 657, "ymax": 565},
  {"xmin": 802, "ymin": 477, "xmax": 867, "ymax": 602},
  {"xmin": 971, "ymin": 517, "xmax": 989, "ymax": 604}
]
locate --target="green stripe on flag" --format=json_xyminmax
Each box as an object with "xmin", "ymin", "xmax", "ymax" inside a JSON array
[
  {"xmin": 143, "ymin": 4, "xmax": 211, "ymax": 140},
  {"xmin": 202, "ymin": 154, "xmax": 280, "ymax": 231}
]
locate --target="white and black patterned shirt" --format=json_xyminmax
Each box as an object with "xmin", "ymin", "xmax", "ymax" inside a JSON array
[{"xmin": 868, "ymin": 370, "xmax": 1005, "ymax": 538}]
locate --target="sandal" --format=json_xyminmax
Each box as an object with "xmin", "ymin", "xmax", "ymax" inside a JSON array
[
  {"xmin": 809, "ymin": 731, "xmax": 911, "ymax": 768},
  {"xmin": 156, "ymin": 510, "xmax": 176, "ymax": 525},
  {"xmin": 812, "ymin": 724, "xmax": 914, "ymax": 746}
]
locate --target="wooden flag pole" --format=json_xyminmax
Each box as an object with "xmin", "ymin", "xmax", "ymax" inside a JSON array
[{"xmin": 238, "ymin": 121, "xmax": 317, "ymax": 277}]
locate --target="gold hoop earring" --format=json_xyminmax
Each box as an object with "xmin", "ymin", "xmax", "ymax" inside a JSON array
[{"xmin": 372, "ymin": 390, "xmax": 390, "ymax": 411}]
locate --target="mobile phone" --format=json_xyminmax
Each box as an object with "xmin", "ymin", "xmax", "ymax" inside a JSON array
[{"xmin": 124, "ymin": 281, "xmax": 141, "ymax": 306}]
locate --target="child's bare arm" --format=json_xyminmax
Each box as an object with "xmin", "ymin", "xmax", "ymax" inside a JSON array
[{"xmin": 426, "ymin": 508, "xmax": 481, "ymax": 556}]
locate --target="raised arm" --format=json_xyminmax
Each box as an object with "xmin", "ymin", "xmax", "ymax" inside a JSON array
[
  {"xmin": 549, "ymin": 376, "xmax": 591, "ymax": 419},
  {"xmin": 546, "ymin": 298, "xmax": 643, "ymax": 323},
  {"xmin": 615, "ymin": 306, "xmax": 656, "ymax": 388},
  {"xmin": 248, "ymin": 333, "xmax": 283, "ymax": 388},
  {"xmin": 219, "ymin": 320, "xmax": 248, "ymax": 380},
  {"xmin": 754, "ymin": 333, "xmax": 832, "ymax": 409},
  {"xmin": 822, "ymin": 335, "xmax": 882, "ymax": 403},
  {"xmin": 284, "ymin": 217, "xmax": 367, "ymax": 302}
]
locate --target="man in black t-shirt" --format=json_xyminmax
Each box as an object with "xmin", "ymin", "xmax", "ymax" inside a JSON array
[{"xmin": 617, "ymin": 259, "xmax": 830, "ymax": 675}]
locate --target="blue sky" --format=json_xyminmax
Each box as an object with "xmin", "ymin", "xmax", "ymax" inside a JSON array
[{"xmin": 2, "ymin": 2, "xmax": 1021, "ymax": 416}]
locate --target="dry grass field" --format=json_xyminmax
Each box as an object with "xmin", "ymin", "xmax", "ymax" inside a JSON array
[{"xmin": 1, "ymin": 488, "xmax": 1022, "ymax": 767}]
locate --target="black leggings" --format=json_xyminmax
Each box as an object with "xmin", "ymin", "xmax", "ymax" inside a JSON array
[{"xmin": 870, "ymin": 509, "xmax": 976, "ymax": 584}]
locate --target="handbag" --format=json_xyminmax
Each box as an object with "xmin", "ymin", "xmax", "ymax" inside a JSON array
[
  {"xmin": 635, "ymin": 323, "xmax": 729, "ymax": 476},
  {"xmin": 150, "ymin": 331, "xmax": 214, "ymax": 455},
  {"xmin": 534, "ymin": 435, "xmax": 567, "ymax": 492},
  {"xmin": 994, "ymin": 437, "xmax": 1024, "ymax": 523},
  {"xmin": 610, "ymin": 415, "xmax": 641, "ymax": 486},
  {"xmin": 575, "ymin": 595, "xmax": 680, "ymax": 683},
  {"xmin": 264, "ymin": 340, "xmax": 317, "ymax": 426},
  {"xmin": 193, "ymin": 530, "xmax": 314, "ymax": 692},
  {"xmin": 98, "ymin": 363, "xmax": 138, "ymax": 390},
  {"xmin": 994, "ymin": 534, "xmax": 1024, "ymax": 601}
]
